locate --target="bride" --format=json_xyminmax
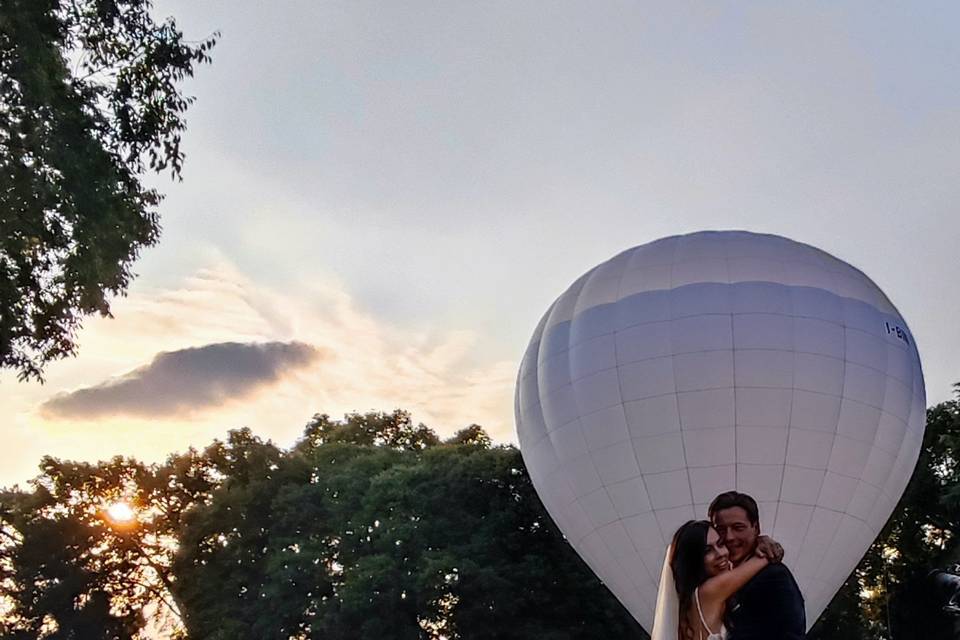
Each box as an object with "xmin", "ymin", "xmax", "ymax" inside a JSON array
[{"xmin": 651, "ymin": 520, "xmax": 779, "ymax": 640}]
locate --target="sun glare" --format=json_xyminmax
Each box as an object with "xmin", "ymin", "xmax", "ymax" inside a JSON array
[{"xmin": 105, "ymin": 501, "xmax": 136, "ymax": 525}]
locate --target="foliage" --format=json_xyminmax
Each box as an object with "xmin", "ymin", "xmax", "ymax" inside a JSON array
[
  {"xmin": 0, "ymin": 436, "xmax": 242, "ymax": 637},
  {"xmin": 0, "ymin": 0, "xmax": 216, "ymax": 380},
  {"xmin": 172, "ymin": 411, "xmax": 645, "ymax": 639},
  {"xmin": 300, "ymin": 410, "xmax": 441, "ymax": 452},
  {"xmin": 808, "ymin": 386, "xmax": 960, "ymax": 640},
  {"xmin": 3, "ymin": 395, "xmax": 960, "ymax": 638}
]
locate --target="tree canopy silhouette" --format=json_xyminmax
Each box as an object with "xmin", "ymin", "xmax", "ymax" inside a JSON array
[
  {"xmin": 172, "ymin": 410, "xmax": 645, "ymax": 639},
  {"xmin": 0, "ymin": 0, "xmax": 216, "ymax": 380},
  {"xmin": 1, "ymin": 397, "xmax": 959, "ymax": 638},
  {"xmin": 808, "ymin": 386, "xmax": 960, "ymax": 640}
]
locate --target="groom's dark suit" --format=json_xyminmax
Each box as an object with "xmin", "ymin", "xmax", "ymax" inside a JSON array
[{"xmin": 727, "ymin": 562, "xmax": 805, "ymax": 640}]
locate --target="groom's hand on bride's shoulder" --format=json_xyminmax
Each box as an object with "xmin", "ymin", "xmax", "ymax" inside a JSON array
[{"xmin": 755, "ymin": 535, "xmax": 784, "ymax": 563}]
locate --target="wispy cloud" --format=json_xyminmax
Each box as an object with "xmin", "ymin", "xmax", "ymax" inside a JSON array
[
  {"xmin": 9, "ymin": 260, "xmax": 516, "ymax": 488},
  {"xmin": 41, "ymin": 341, "xmax": 323, "ymax": 419}
]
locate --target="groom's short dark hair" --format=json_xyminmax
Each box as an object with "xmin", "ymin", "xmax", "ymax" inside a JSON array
[{"xmin": 708, "ymin": 491, "xmax": 759, "ymax": 526}]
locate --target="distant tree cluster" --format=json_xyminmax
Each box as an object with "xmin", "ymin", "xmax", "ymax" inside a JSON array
[{"xmin": 0, "ymin": 394, "xmax": 958, "ymax": 638}]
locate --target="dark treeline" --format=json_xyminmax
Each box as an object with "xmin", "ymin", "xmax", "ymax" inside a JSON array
[
  {"xmin": 1, "ymin": 393, "xmax": 958, "ymax": 639},
  {"xmin": 0, "ymin": 411, "xmax": 643, "ymax": 639}
]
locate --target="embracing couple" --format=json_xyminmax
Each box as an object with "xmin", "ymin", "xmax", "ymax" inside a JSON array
[{"xmin": 652, "ymin": 491, "xmax": 806, "ymax": 640}]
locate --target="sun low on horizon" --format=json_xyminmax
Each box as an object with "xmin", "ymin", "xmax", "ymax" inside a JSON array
[{"xmin": 105, "ymin": 501, "xmax": 137, "ymax": 526}]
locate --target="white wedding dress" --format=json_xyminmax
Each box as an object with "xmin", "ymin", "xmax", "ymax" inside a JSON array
[
  {"xmin": 651, "ymin": 545, "xmax": 679, "ymax": 640},
  {"xmin": 694, "ymin": 587, "xmax": 728, "ymax": 640},
  {"xmin": 651, "ymin": 546, "xmax": 728, "ymax": 640}
]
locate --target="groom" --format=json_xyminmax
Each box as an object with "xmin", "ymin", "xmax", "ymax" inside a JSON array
[{"xmin": 709, "ymin": 491, "xmax": 806, "ymax": 640}]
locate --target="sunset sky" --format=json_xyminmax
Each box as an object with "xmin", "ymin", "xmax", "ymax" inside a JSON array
[{"xmin": 2, "ymin": 1, "xmax": 959, "ymax": 489}]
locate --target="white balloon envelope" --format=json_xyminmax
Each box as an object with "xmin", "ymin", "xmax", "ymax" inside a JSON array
[{"xmin": 514, "ymin": 231, "xmax": 925, "ymax": 632}]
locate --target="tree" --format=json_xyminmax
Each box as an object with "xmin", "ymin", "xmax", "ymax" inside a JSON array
[
  {"xmin": 884, "ymin": 387, "xmax": 960, "ymax": 639},
  {"xmin": 172, "ymin": 412, "xmax": 646, "ymax": 639},
  {"xmin": 0, "ymin": 443, "xmax": 226, "ymax": 637},
  {"xmin": 300, "ymin": 410, "xmax": 441, "ymax": 452},
  {"xmin": 808, "ymin": 386, "xmax": 960, "ymax": 639},
  {"xmin": 0, "ymin": 0, "xmax": 216, "ymax": 380}
]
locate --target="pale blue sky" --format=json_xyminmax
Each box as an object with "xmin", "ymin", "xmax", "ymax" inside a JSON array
[
  {"xmin": 2, "ymin": 1, "xmax": 958, "ymax": 487},
  {"xmin": 156, "ymin": 0, "xmax": 959, "ymax": 385}
]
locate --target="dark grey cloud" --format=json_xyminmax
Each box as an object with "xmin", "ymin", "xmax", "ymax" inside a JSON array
[{"xmin": 41, "ymin": 341, "xmax": 322, "ymax": 419}]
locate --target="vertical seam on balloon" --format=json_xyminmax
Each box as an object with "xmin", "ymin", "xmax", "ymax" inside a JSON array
[
  {"xmin": 834, "ymin": 334, "xmax": 889, "ymax": 513},
  {"xmin": 773, "ymin": 282, "xmax": 798, "ymax": 533},
  {"xmin": 535, "ymin": 299, "xmax": 560, "ymax": 434},
  {"xmin": 862, "ymin": 343, "xmax": 891, "ymax": 521},
  {"xmin": 611, "ymin": 248, "xmax": 659, "ymax": 590},
  {"xmin": 566, "ymin": 265, "xmax": 621, "ymax": 584},
  {"xmin": 667, "ymin": 242, "xmax": 697, "ymax": 537},
  {"xmin": 526, "ymin": 303, "xmax": 559, "ymax": 490},
  {"xmin": 882, "ymin": 369, "xmax": 922, "ymax": 531},
  {"xmin": 724, "ymin": 238, "xmax": 737, "ymax": 521},
  {"xmin": 807, "ymin": 321, "xmax": 849, "ymax": 583},
  {"xmin": 730, "ymin": 312, "xmax": 738, "ymax": 500},
  {"xmin": 540, "ymin": 291, "xmax": 578, "ymax": 514},
  {"xmin": 788, "ymin": 263, "xmax": 842, "ymax": 582},
  {"xmin": 867, "ymin": 338, "xmax": 900, "ymax": 493},
  {"xmin": 613, "ymin": 442, "xmax": 662, "ymax": 589}
]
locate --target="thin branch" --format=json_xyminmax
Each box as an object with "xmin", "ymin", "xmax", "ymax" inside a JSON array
[{"xmin": 123, "ymin": 576, "xmax": 182, "ymax": 622}]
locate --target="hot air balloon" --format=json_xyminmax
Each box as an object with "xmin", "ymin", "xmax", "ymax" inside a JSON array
[{"xmin": 514, "ymin": 230, "xmax": 925, "ymax": 632}]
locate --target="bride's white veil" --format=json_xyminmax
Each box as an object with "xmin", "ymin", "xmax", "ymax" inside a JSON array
[{"xmin": 650, "ymin": 543, "xmax": 678, "ymax": 640}]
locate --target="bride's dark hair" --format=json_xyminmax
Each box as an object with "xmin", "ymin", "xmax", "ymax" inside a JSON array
[{"xmin": 670, "ymin": 520, "xmax": 712, "ymax": 632}]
